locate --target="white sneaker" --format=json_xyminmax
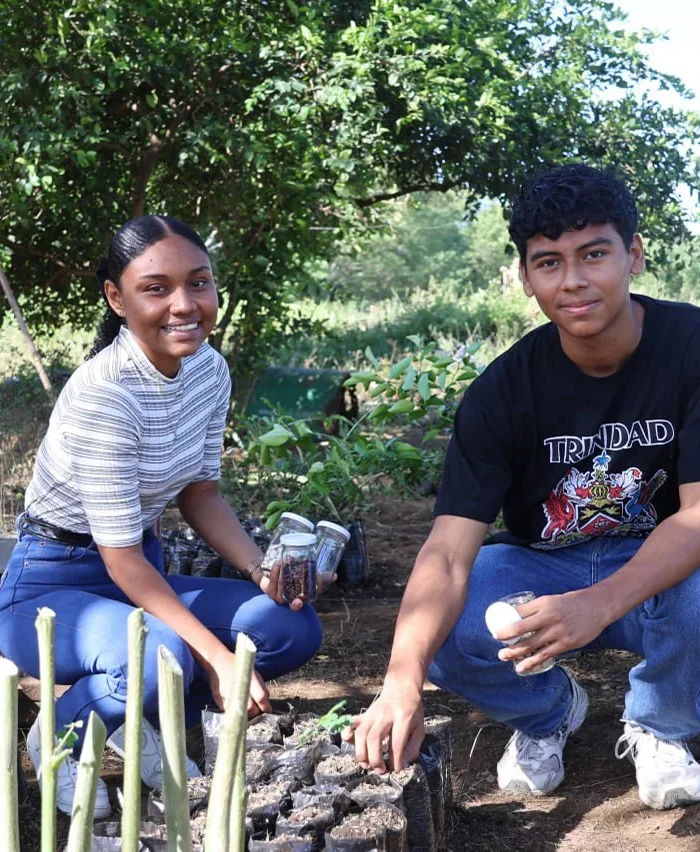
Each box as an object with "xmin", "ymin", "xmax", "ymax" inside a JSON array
[
  {"xmin": 107, "ymin": 717, "xmax": 202, "ymax": 791},
  {"xmin": 497, "ymin": 671, "xmax": 588, "ymax": 795},
  {"xmin": 27, "ymin": 715, "xmax": 112, "ymax": 818},
  {"xmin": 615, "ymin": 721, "xmax": 700, "ymax": 810}
]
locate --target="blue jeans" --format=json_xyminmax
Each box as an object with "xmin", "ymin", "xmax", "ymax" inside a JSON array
[
  {"xmin": 0, "ymin": 525, "xmax": 323, "ymax": 750},
  {"xmin": 427, "ymin": 537, "xmax": 700, "ymax": 741}
]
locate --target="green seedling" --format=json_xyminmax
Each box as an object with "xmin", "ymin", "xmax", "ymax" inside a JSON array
[{"xmin": 297, "ymin": 700, "xmax": 354, "ymax": 744}]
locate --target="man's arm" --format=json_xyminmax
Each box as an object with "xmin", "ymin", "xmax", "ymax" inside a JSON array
[
  {"xmin": 349, "ymin": 515, "xmax": 487, "ymax": 772},
  {"xmin": 499, "ymin": 482, "xmax": 700, "ymax": 674}
]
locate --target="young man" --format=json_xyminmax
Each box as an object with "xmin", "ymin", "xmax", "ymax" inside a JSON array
[{"xmin": 349, "ymin": 164, "xmax": 700, "ymax": 810}]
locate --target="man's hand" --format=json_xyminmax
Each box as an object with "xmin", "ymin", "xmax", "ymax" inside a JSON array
[
  {"xmin": 344, "ymin": 680, "xmax": 425, "ymax": 773},
  {"xmin": 495, "ymin": 588, "xmax": 611, "ymax": 674}
]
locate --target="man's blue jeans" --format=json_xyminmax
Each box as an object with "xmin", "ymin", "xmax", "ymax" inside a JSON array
[
  {"xmin": 0, "ymin": 526, "xmax": 323, "ymax": 750},
  {"xmin": 427, "ymin": 536, "xmax": 700, "ymax": 742}
]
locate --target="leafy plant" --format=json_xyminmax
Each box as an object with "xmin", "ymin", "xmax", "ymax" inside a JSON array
[
  {"xmin": 244, "ymin": 336, "xmax": 480, "ymax": 527},
  {"xmin": 296, "ymin": 700, "xmax": 355, "ymax": 745}
]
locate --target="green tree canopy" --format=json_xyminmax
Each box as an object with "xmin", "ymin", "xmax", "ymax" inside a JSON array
[{"xmin": 1, "ymin": 0, "xmax": 698, "ymax": 381}]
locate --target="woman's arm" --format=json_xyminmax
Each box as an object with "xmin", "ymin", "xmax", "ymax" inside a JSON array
[
  {"xmin": 177, "ymin": 480, "xmax": 304, "ymax": 610},
  {"xmin": 98, "ymin": 543, "xmax": 271, "ymax": 714}
]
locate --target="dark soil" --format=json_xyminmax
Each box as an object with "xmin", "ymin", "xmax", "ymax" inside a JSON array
[
  {"xmin": 330, "ymin": 811, "xmax": 378, "ymax": 839},
  {"xmin": 289, "ymin": 803, "xmax": 332, "ymax": 824},
  {"xmin": 364, "ymin": 804, "xmax": 406, "ymax": 831},
  {"xmin": 315, "ymin": 753, "xmax": 361, "ymax": 775}
]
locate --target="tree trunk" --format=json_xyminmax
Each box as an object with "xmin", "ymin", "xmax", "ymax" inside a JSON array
[{"xmin": 0, "ymin": 264, "xmax": 55, "ymax": 403}]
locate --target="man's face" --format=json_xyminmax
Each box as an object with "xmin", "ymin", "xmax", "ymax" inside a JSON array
[{"xmin": 520, "ymin": 223, "xmax": 645, "ymax": 339}]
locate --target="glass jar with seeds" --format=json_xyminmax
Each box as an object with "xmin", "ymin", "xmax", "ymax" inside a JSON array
[
  {"xmin": 278, "ymin": 532, "xmax": 318, "ymax": 603},
  {"xmin": 260, "ymin": 512, "xmax": 315, "ymax": 575},
  {"xmin": 314, "ymin": 521, "xmax": 350, "ymax": 594}
]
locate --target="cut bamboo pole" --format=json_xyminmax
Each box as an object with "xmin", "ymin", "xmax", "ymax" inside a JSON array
[
  {"xmin": 36, "ymin": 606, "xmax": 57, "ymax": 852},
  {"xmin": 228, "ymin": 741, "xmax": 247, "ymax": 852},
  {"xmin": 0, "ymin": 657, "xmax": 20, "ymax": 852},
  {"xmin": 157, "ymin": 646, "xmax": 193, "ymax": 852},
  {"xmin": 121, "ymin": 608, "xmax": 147, "ymax": 852},
  {"xmin": 205, "ymin": 633, "xmax": 256, "ymax": 852},
  {"xmin": 65, "ymin": 711, "xmax": 107, "ymax": 852}
]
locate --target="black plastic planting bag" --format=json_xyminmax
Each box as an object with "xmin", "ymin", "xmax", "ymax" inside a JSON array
[
  {"xmin": 147, "ymin": 775, "xmax": 211, "ymax": 819},
  {"xmin": 273, "ymin": 738, "xmax": 326, "ymax": 785},
  {"xmin": 275, "ymin": 804, "xmax": 335, "ymax": 852},
  {"xmin": 313, "ymin": 750, "xmax": 364, "ymax": 790},
  {"xmin": 248, "ymin": 713, "xmax": 285, "ymax": 746},
  {"xmin": 390, "ymin": 763, "xmax": 435, "ymax": 852},
  {"xmin": 247, "ymin": 778, "xmax": 298, "ymax": 833},
  {"xmin": 202, "ymin": 707, "xmax": 280, "ymax": 778},
  {"xmin": 91, "ymin": 820, "xmax": 204, "ymax": 852},
  {"xmin": 363, "ymin": 803, "xmax": 407, "ymax": 852},
  {"xmin": 336, "ymin": 520, "xmax": 370, "ymax": 586},
  {"xmin": 346, "ymin": 775, "xmax": 404, "ymax": 810},
  {"xmin": 248, "ymin": 832, "xmax": 316, "ymax": 852},
  {"xmin": 423, "ymin": 715, "xmax": 454, "ymax": 807},
  {"xmin": 418, "ymin": 734, "xmax": 446, "ymax": 846}
]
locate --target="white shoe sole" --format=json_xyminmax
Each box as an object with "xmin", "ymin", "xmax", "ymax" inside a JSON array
[{"xmin": 639, "ymin": 786, "xmax": 700, "ymax": 810}]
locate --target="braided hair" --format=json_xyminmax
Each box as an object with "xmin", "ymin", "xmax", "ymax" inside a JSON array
[
  {"xmin": 87, "ymin": 215, "xmax": 209, "ymax": 359},
  {"xmin": 507, "ymin": 164, "xmax": 638, "ymax": 264}
]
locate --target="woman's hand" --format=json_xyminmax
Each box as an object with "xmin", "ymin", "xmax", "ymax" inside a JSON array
[
  {"xmin": 259, "ymin": 561, "xmax": 305, "ymax": 612},
  {"xmin": 206, "ymin": 649, "xmax": 272, "ymax": 717}
]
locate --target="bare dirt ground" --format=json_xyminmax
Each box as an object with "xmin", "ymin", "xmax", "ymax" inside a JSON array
[{"xmin": 16, "ymin": 496, "xmax": 700, "ymax": 850}]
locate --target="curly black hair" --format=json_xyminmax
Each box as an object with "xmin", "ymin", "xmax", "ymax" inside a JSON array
[
  {"xmin": 87, "ymin": 215, "xmax": 209, "ymax": 359},
  {"xmin": 507, "ymin": 164, "xmax": 638, "ymax": 263}
]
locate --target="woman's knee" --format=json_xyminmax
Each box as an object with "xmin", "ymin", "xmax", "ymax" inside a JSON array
[
  {"xmin": 141, "ymin": 621, "xmax": 194, "ymax": 711},
  {"xmin": 254, "ymin": 605, "xmax": 323, "ymax": 678}
]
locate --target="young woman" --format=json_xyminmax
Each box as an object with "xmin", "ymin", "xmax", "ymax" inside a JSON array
[{"xmin": 0, "ymin": 216, "xmax": 322, "ymax": 817}]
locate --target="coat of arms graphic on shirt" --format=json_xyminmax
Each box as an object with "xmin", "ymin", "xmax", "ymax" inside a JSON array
[{"xmin": 533, "ymin": 450, "xmax": 668, "ymax": 550}]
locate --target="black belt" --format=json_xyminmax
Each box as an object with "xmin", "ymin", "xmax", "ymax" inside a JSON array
[{"xmin": 19, "ymin": 515, "xmax": 93, "ymax": 548}]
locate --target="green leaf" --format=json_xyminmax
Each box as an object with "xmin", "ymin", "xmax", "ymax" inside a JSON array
[
  {"xmin": 259, "ymin": 425, "xmax": 294, "ymax": 447},
  {"xmin": 406, "ymin": 334, "xmax": 423, "ymax": 347},
  {"xmin": 265, "ymin": 510, "xmax": 283, "ymax": 531},
  {"xmin": 388, "ymin": 398, "xmax": 415, "ymax": 414},
  {"xmin": 300, "ymin": 24, "xmax": 312, "ymax": 41},
  {"xmin": 364, "ymin": 346, "xmax": 379, "ymax": 368},
  {"xmin": 417, "ymin": 372, "xmax": 431, "ymax": 401},
  {"xmin": 308, "ymin": 461, "xmax": 325, "ymax": 474},
  {"xmin": 370, "ymin": 382, "xmax": 391, "ymax": 398},
  {"xmin": 389, "ymin": 357, "xmax": 411, "ymax": 380},
  {"xmin": 401, "ymin": 365, "xmax": 416, "ymax": 391},
  {"xmin": 368, "ymin": 403, "xmax": 389, "ymax": 420},
  {"xmin": 344, "ymin": 371, "xmax": 378, "ymax": 386}
]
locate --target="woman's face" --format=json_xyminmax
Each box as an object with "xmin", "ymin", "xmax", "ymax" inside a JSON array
[{"xmin": 105, "ymin": 234, "xmax": 218, "ymax": 377}]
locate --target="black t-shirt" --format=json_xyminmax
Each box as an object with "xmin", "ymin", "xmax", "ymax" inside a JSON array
[{"xmin": 434, "ymin": 295, "xmax": 700, "ymax": 549}]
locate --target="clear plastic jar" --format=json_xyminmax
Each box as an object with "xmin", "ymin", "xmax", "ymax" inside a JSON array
[
  {"xmin": 315, "ymin": 521, "xmax": 351, "ymax": 594},
  {"xmin": 260, "ymin": 512, "xmax": 315, "ymax": 575},
  {"xmin": 279, "ymin": 532, "xmax": 318, "ymax": 603}
]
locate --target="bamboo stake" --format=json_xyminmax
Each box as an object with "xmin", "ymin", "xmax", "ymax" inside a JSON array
[
  {"xmin": 205, "ymin": 633, "xmax": 256, "ymax": 852},
  {"xmin": 121, "ymin": 609, "xmax": 148, "ymax": 852},
  {"xmin": 0, "ymin": 263, "xmax": 55, "ymax": 402},
  {"xmin": 65, "ymin": 712, "xmax": 107, "ymax": 852},
  {"xmin": 0, "ymin": 657, "xmax": 20, "ymax": 852},
  {"xmin": 228, "ymin": 741, "xmax": 247, "ymax": 852},
  {"xmin": 157, "ymin": 646, "xmax": 193, "ymax": 852},
  {"xmin": 36, "ymin": 607, "xmax": 58, "ymax": 852}
]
